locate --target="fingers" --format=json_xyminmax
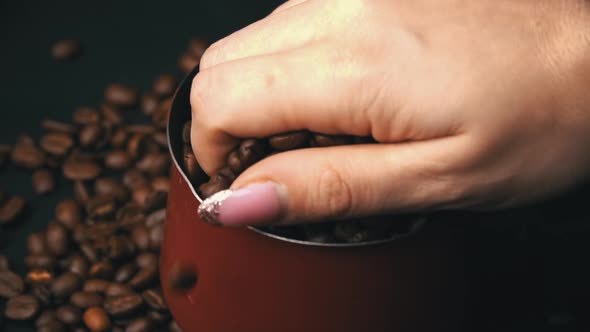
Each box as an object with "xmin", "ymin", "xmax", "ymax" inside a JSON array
[
  {"xmin": 191, "ymin": 46, "xmax": 370, "ymax": 175},
  {"xmin": 200, "ymin": 0, "xmax": 319, "ymax": 70},
  {"xmin": 197, "ymin": 136, "xmax": 471, "ymax": 226}
]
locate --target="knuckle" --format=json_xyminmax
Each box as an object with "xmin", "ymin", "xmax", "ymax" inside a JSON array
[
  {"xmin": 190, "ymin": 72, "xmax": 209, "ymax": 119},
  {"xmin": 199, "ymin": 42, "xmax": 222, "ymax": 69},
  {"xmin": 312, "ymin": 165, "xmax": 353, "ymax": 219}
]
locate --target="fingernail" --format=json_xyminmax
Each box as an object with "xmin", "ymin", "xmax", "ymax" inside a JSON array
[{"xmin": 197, "ymin": 182, "xmax": 284, "ymax": 226}]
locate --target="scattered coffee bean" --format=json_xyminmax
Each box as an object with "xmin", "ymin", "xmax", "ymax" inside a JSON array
[
  {"xmin": 25, "ymin": 254, "xmax": 56, "ymax": 270},
  {"xmin": 41, "ymin": 132, "xmax": 75, "ymax": 157},
  {"xmin": 71, "ymin": 291, "xmax": 104, "ymax": 308},
  {"xmin": 41, "ymin": 119, "xmax": 77, "ymax": 135},
  {"xmin": 38, "ymin": 319, "xmax": 67, "ymax": 332},
  {"xmin": 26, "ymin": 269, "xmax": 53, "ymax": 284},
  {"xmin": 83, "ymin": 307, "xmax": 111, "ymax": 332},
  {"xmin": 73, "ymin": 107, "xmax": 101, "ymax": 126},
  {"xmin": 312, "ymin": 134, "xmax": 353, "ymax": 147},
  {"xmin": 11, "ymin": 137, "xmax": 45, "ymax": 169},
  {"xmin": 55, "ymin": 199, "xmax": 83, "ymax": 229},
  {"xmin": 4, "ymin": 294, "xmax": 40, "ymax": 320},
  {"xmin": 140, "ymin": 93, "xmax": 159, "ymax": 116},
  {"xmin": 56, "ymin": 304, "xmax": 82, "ymax": 325},
  {"xmin": 0, "ymin": 255, "xmax": 9, "ymax": 270},
  {"xmin": 105, "ymin": 84, "xmax": 139, "ymax": 108},
  {"xmin": 83, "ymin": 279, "xmax": 110, "ymax": 294},
  {"xmin": 0, "ymin": 196, "xmax": 26, "ymax": 225},
  {"xmin": 104, "ymin": 293, "xmax": 144, "ymax": 317},
  {"xmin": 151, "ymin": 176, "xmax": 170, "ymax": 192},
  {"xmin": 88, "ymin": 261, "xmax": 114, "ymax": 280},
  {"xmin": 152, "ymin": 74, "xmax": 177, "ymax": 98},
  {"xmin": 128, "ymin": 266, "xmax": 158, "ymax": 290},
  {"xmin": 168, "ymin": 263, "xmax": 197, "ymax": 292},
  {"xmin": 63, "ymin": 156, "xmax": 101, "ymax": 181},
  {"xmin": 36, "ymin": 309, "xmax": 58, "ymax": 328},
  {"xmin": 46, "ymin": 222, "xmax": 70, "ymax": 257},
  {"xmin": 51, "ymin": 39, "xmax": 82, "ymax": 62},
  {"xmin": 51, "ymin": 272, "xmax": 82, "ymax": 299},
  {"xmin": 142, "ymin": 288, "xmax": 167, "ymax": 312},
  {"xmin": 27, "ymin": 232, "xmax": 47, "ymax": 255},
  {"xmin": 105, "ymin": 150, "xmax": 133, "ymax": 170},
  {"xmin": 0, "ymin": 270, "xmax": 25, "ymax": 298},
  {"xmin": 79, "ymin": 124, "xmax": 106, "ymax": 149},
  {"xmin": 114, "ymin": 263, "xmax": 139, "ymax": 284},
  {"xmin": 106, "ymin": 283, "xmax": 135, "ymax": 297},
  {"xmin": 68, "ymin": 255, "xmax": 89, "ymax": 277},
  {"xmin": 33, "ymin": 169, "xmax": 56, "ymax": 194},
  {"xmin": 177, "ymin": 52, "xmax": 200, "ymax": 74},
  {"xmin": 73, "ymin": 181, "xmax": 91, "ymax": 203}
]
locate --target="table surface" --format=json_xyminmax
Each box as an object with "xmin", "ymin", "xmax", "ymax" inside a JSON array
[{"xmin": 0, "ymin": 1, "xmax": 589, "ymax": 331}]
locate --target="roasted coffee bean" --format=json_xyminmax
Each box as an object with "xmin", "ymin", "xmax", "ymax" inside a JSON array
[
  {"xmin": 4, "ymin": 294, "xmax": 40, "ymax": 320},
  {"xmin": 123, "ymin": 169, "xmax": 149, "ymax": 190},
  {"xmin": 142, "ymin": 288, "xmax": 167, "ymax": 311},
  {"xmin": 152, "ymin": 176, "xmax": 170, "ymax": 192},
  {"xmin": 152, "ymin": 98, "xmax": 171, "ymax": 129},
  {"xmin": 68, "ymin": 255, "xmax": 89, "ymax": 277},
  {"xmin": 0, "ymin": 255, "xmax": 9, "ymax": 270},
  {"xmin": 126, "ymin": 125, "xmax": 155, "ymax": 135},
  {"xmin": 128, "ymin": 266, "xmax": 158, "ymax": 290},
  {"xmin": 73, "ymin": 107, "xmax": 101, "ymax": 126},
  {"xmin": 11, "ymin": 138, "xmax": 45, "ymax": 169},
  {"xmin": 36, "ymin": 309, "xmax": 58, "ymax": 328},
  {"xmin": 33, "ymin": 169, "xmax": 56, "ymax": 194},
  {"xmin": 63, "ymin": 156, "xmax": 101, "ymax": 181},
  {"xmin": 83, "ymin": 279, "xmax": 110, "ymax": 294},
  {"xmin": 143, "ymin": 190, "xmax": 167, "ymax": 213},
  {"xmin": 110, "ymin": 128, "xmax": 128, "ymax": 149},
  {"xmin": 88, "ymin": 261, "xmax": 114, "ymax": 280},
  {"xmin": 152, "ymin": 131, "xmax": 168, "ymax": 149},
  {"xmin": 132, "ymin": 185, "xmax": 152, "ymax": 208},
  {"xmin": 104, "ymin": 293, "xmax": 144, "ymax": 317},
  {"xmin": 71, "ymin": 291, "xmax": 104, "ymax": 308},
  {"xmin": 182, "ymin": 121, "xmax": 191, "ymax": 144},
  {"xmin": 86, "ymin": 195, "xmax": 117, "ymax": 220},
  {"xmin": 79, "ymin": 124, "xmax": 105, "ymax": 149},
  {"xmin": 0, "ymin": 196, "xmax": 26, "ymax": 224},
  {"xmin": 79, "ymin": 243, "xmax": 98, "ymax": 262},
  {"xmin": 0, "ymin": 270, "xmax": 25, "ymax": 298},
  {"xmin": 131, "ymin": 225, "xmax": 150, "ymax": 252},
  {"xmin": 42, "ymin": 119, "xmax": 77, "ymax": 135},
  {"xmin": 140, "ymin": 93, "xmax": 159, "ymax": 116},
  {"xmin": 94, "ymin": 177, "xmax": 129, "ymax": 203},
  {"xmin": 108, "ymin": 236, "xmax": 135, "ymax": 260},
  {"xmin": 26, "ymin": 269, "xmax": 53, "ymax": 284},
  {"xmin": 74, "ymin": 181, "xmax": 91, "ymax": 203},
  {"xmin": 101, "ymin": 104, "xmax": 125, "ymax": 127},
  {"xmin": 38, "ymin": 320, "xmax": 67, "ymax": 332},
  {"xmin": 56, "ymin": 199, "xmax": 83, "ymax": 229},
  {"xmin": 51, "ymin": 272, "xmax": 82, "ymax": 299},
  {"xmin": 136, "ymin": 253, "xmax": 158, "ymax": 269},
  {"xmin": 183, "ymin": 145, "xmax": 205, "ymax": 183},
  {"xmin": 56, "ymin": 304, "xmax": 82, "ymax": 325},
  {"xmin": 199, "ymin": 174, "xmax": 230, "ymax": 198},
  {"xmin": 312, "ymin": 134, "xmax": 353, "ymax": 147},
  {"xmin": 83, "ymin": 306, "xmax": 111, "ymax": 332},
  {"xmin": 238, "ymin": 139, "xmax": 267, "ymax": 169},
  {"xmin": 147, "ymin": 309, "xmax": 170, "ymax": 325},
  {"xmin": 127, "ymin": 134, "xmax": 147, "ymax": 160},
  {"xmin": 46, "ymin": 222, "xmax": 69, "ymax": 257},
  {"xmin": 149, "ymin": 223, "xmax": 164, "ymax": 251},
  {"xmin": 106, "ymin": 283, "xmax": 134, "ymax": 297},
  {"xmin": 136, "ymin": 152, "xmax": 170, "ymax": 176},
  {"xmin": 51, "ymin": 39, "xmax": 82, "ymax": 62},
  {"xmin": 126, "ymin": 317, "xmax": 153, "ymax": 332},
  {"xmin": 31, "ymin": 283, "xmax": 53, "ymax": 306},
  {"xmin": 114, "ymin": 263, "xmax": 138, "ymax": 284},
  {"xmin": 168, "ymin": 263, "xmax": 197, "ymax": 292},
  {"xmin": 145, "ymin": 209, "xmax": 166, "ymax": 227},
  {"xmin": 188, "ymin": 37, "xmax": 208, "ymax": 59},
  {"xmin": 226, "ymin": 150, "xmax": 243, "ymax": 173},
  {"xmin": 153, "ymin": 74, "xmax": 177, "ymax": 98},
  {"xmin": 178, "ymin": 52, "xmax": 200, "ymax": 74},
  {"xmin": 269, "ymin": 131, "xmax": 310, "ymax": 151},
  {"xmin": 105, "ymin": 83, "xmax": 139, "ymax": 108},
  {"xmin": 27, "ymin": 232, "xmax": 47, "ymax": 255},
  {"xmin": 41, "ymin": 132, "xmax": 75, "ymax": 157},
  {"xmin": 105, "ymin": 150, "xmax": 133, "ymax": 170},
  {"xmin": 25, "ymin": 254, "xmax": 55, "ymax": 270}
]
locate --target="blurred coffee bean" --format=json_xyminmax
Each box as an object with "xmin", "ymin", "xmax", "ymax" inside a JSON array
[
  {"xmin": 126, "ymin": 317, "xmax": 153, "ymax": 332},
  {"xmin": 147, "ymin": 309, "xmax": 170, "ymax": 325},
  {"xmin": 68, "ymin": 255, "xmax": 89, "ymax": 278},
  {"xmin": 110, "ymin": 128, "xmax": 128, "ymax": 148},
  {"xmin": 153, "ymin": 74, "xmax": 177, "ymax": 98},
  {"xmin": 169, "ymin": 320, "xmax": 183, "ymax": 332},
  {"xmin": 0, "ymin": 196, "xmax": 26, "ymax": 225},
  {"xmin": 178, "ymin": 52, "xmax": 199, "ymax": 74},
  {"xmin": 152, "ymin": 98, "xmax": 171, "ymax": 128},
  {"xmin": 142, "ymin": 288, "xmax": 167, "ymax": 311},
  {"xmin": 41, "ymin": 119, "xmax": 77, "ymax": 135},
  {"xmin": 104, "ymin": 293, "xmax": 144, "ymax": 317},
  {"xmin": 238, "ymin": 139, "xmax": 267, "ymax": 169},
  {"xmin": 82, "ymin": 279, "xmax": 110, "ymax": 294},
  {"xmin": 36, "ymin": 309, "xmax": 58, "ymax": 328},
  {"xmin": 128, "ymin": 266, "xmax": 158, "ymax": 290},
  {"xmin": 41, "ymin": 132, "xmax": 75, "ymax": 157},
  {"xmin": 149, "ymin": 223, "xmax": 164, "ymax": 251},
  {"xmin": 86, "ymin": 195, "xmax": 117, "ymax": 220},
  {"xmin": 51, "ymin": 272, "xmax": 82, "ymax": 299},
  {"xmin": 131, "ymin": 225, "xmax": 150, "ymax": 252},
  {"xmin": 189, "ymin": 37, "xmax": 208, "ymax": 59},
  {"xmin": 183, "ymin": 145, "xmax": 205, "ymax": 183},
  {"xmin": 152, "ymin": 131, "xmax": 168, "ymax": 148},
  {"xmin": 46, "ymin": 222, "xmax": 69, "ymax": 257},
  {"xmin": 145, "ymin": 209, "xmax": 166, "ymax": 227},
  {"xmin": 105, "ymin": 83, "xmax": 139, "ymax": 108},
  {"xmin": 11, "ymin": 138, "xmax": 45, "ymax": 169},
  {"xmin": 56, "ymin": 304, "xmax": 82, "ymax": 325},
  {"xmin": 132, "ymin": 185, "xmax": 152, "ymax": 208},
  {"xmin": 269, "ymin": 131, "xmax": 310, "ymax": 151},
  {"xmin": 26, "ymin": 269, "xmax": 53, "ymax": 284},
  {"xmin": 101, "ymin": 104, "xmax": 125, "ymax": 126},
  {"xmin": 88, "ymin": 261, "xmax": 114, "ymax": 280},
  {"xmin": 73, "ymin": 107, "xmax": 101, "ymax": 126},
  {"xmin": 25, "ymin": 254, "xmax": 55, "ymax": 270},
  {"xmin": 136, "ymin": 152, "xmax": 170, "ymax": 176},
  {"xmin": 55, "ymin": 199, "xmax": 83, "ymax": 229},
  {"xmin": 79, "ymin": 124, "xmax": 105, "ymax": 149},
  {"xmin": 74, "ymin": 181, "xmax": 91, "ymax": 204},
  {"xmin": 27, "ymin": 232, "xmax": 47, "ymax": 255},
  {"xmin": 51, "ymin": 39, "xmax": 82, "ymax": 62},
  {"xmin": 63, "ymin": 156, "xmax": 101, "ymax": 181},
  {"xmin": 152, "ymin": 176, "xmax": 170, "ymax": 192},
  {"xmin": 94, "ymin": 177, "xmax": 130, "ymax": 203},
  {"xmin": 83, "ymin": 306, "xmax": 111, "ymax": 332},
  {"xmin": 140, "ymin": 93, "xmax": 159, "ymax": 116},
  {"xmin": 312, "ymin": 134, "xmax": 353, "ymax": 147},
  {"xmin": 114, "ymin": 263, "xmax": 138, "ymax": 284},
  {"xmin": 143, "ymin": 191, "xmax": 167, "ymax": 213},
  {"xmin": 38, "ymin": 320, "xmax": 67, "ymax": 332},
  {"xmin": 4, "ymin": 294, "xmax": 40, "ymax": 320},
  {"xmin": 182, "ymin": 120, "xmax": 191, "ymax": 144},
  {"xmin": 168, "ymin": 263, "xmax": 197, "ymax": 292},
  {"xmin": 108, "ymin": 236, "xmax": 135, "ymax": 260},
  {"xmin": 31, "ymin": 283, "xmax": 53, "ymax": 306},
  {"xmin": 33, "ymin": 169, "xmax": 56, "ymax": 194},
  {"xmin": 105, "ymin": 150, "xmax": 133, "ymax": 170},
  {"xmin": 79, "ymin": 243, "xmax": 98, "ymax": 263},
  {"xmin": 127, "ymin": 134, "xmax": 147, "ymax": 161},
  {"xmin": 0, "ymin": 270, "xmax": 25, "ymax": 298},
  {"xmin": 70, "ymin": 291, "xmax": 104, "ymax": 309},
  {"xmin": 106, "ymin": 283, "xmax": 134, "ymax": 297}
]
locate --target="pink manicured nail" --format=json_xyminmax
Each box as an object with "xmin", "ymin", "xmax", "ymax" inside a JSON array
[{"xmin": 197, "ymin": 182, "xmax": 284, "ymax": 226}]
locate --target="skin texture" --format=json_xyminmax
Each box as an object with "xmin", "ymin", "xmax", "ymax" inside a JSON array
[{"xmin": 191, "ymin": 0, "xmax": 590, "ymax": 225}]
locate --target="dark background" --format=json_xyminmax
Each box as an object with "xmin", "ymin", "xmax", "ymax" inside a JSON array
[{"xmin": 0, "ymin": 0, "xmax": 589, "ymax": 331}]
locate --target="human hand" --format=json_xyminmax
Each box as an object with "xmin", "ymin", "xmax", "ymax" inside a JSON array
[{"xmin": 191, "ymin": 0, "xmax": 590, "ymax": 226}]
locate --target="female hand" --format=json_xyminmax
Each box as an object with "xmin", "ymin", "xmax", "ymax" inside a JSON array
[{"xmin": 191, "ymin": 0, "xmax": 590, "ymax": 226}]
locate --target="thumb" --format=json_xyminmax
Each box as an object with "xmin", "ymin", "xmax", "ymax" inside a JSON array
[{"xmin": 197, "ymin": 136, "xmax": 470, "ymax": 226}]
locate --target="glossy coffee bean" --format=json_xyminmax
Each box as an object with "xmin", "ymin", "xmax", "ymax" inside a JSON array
[
  {"xmin": 79, "ymin": 124, "xmax": 106, "ymax": 149},
  {"xmin": 142, "ymin": 288, "xmax": 167, "ymax": 311},
  {"xmin": 41, "ymin": 119, "xmax": 77, "ymax": 135},
  {"xmin": 125, "ymin": 317, "xmax": 153, "ymax": 332},
  {"xmin": 106, "ymin": 283, "xmax": 134, "ymax": 297},
  {"xmin": 136, "ymin": 152, "xmax": 170, "ymax": 176},
  {"xmin": 123, "ymin": 169, "xmax": 149, "ymax": 190},
  {"xmin": 11, "ymin": 138, "xmax": 45, "ymax": 169},
  {"xmin": 101, "ymin": 104, "xmax": 125, "ymax": 126},
  {"xmin": 114, "ymin": 263, "xmax": 139, "ymax": 284},
  {"xmin": 51, "ymin": 39, "xmax": 82, "ymax": 62},
  {"xmin": 83, "ymin": 306, "xmax": 111, "ymax": 332},
  {"xmin": 51, "ymin": 272, "xmax": 82, "ymax": 299},
  {"xmin": 27, "ymin": 232, "xmax": 47, "ymax": 255},
  {"xmin": 46, "ymin": 222, "xmax": 69, "ymax": 257},
  {"xmin": 41, "ymin": 132, "xmax": 75, "ymax": 157},
  {"xmin": 0, "ymin": 196, "xmax": 26, "ymax": 225},
  {"xmin": 68, "ymin": 255, "xmax": 89, "ymax": 277},
  {"xmin": 104, "ymin": 293, "xmax": 144, "ymax": 317},
  {"xmin": 73, "ymin": 107, "xmax": 101, "ymax": 126},
  {"xmin": 269, "ymin": 131, "xmax": 310, "ymax": 151},
  {"xmin": 63, "ymin": 157, "xmax": 101, "ymax": 181},
  {"xmin": 151, "ymin": 176, "xmax": 170, "ymax": 192},
  {"xmin": 82, "ymin": 279, "xmax": 110, "ymax": 294},
  {"xmin": 88, "ymin": 261, "xmax": 114, "ymax": 280},
  {"xmin": 105, "ymin": 83, "xmax": 138, "ymax": 108},
  {"xmin": 128, "ymin": 266, "xmax": 158, "ymax": 290},
  {"xmin": 26, "ymin": 269, "xmax": 53, "ymax": 284},
  {"xmin": 4, "ymin": 294, "xmax": 40, "ymax": 320},
  {"xmin": 71, "ymin": 291, "xmax": 104, "ymax": 309},
  {"xmin": 33, "ymin": 169, "xmax": 56, "ymax": 194},
  {"xmin": 0, "ymin": 270, "xmax": 25, "ymax": 298},
  {"xmin": 95, "ymin": 177, "xmax": 130, "ymax": 203},
  {"xmin": 55, "ymin": 199, "xmax": 83, "ymax": 229},
  {"xmin": 238, "ymin": 139, "xmax": 267, "ymax": 169},
  {"xmin": 111, "ymin": 128, "xmax": 128, "ymax": 148},
  {"xmin": 105, "ymin": 150, "xmax": 133, "ymax": 170},
  {"xmin": 24, "ymin": 254, "xmax": 56, "ymax": 270},
  {"xmin": 56, "ymin": 304, "xmax": 82, "ymax": 325}
]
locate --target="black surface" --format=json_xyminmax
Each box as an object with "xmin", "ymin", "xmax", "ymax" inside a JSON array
[{"xmin": 1, "ymin": 1, "xmax": 589, "ymax": 331}]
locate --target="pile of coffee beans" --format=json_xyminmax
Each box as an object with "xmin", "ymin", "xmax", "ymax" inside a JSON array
[
  {"xmin": 180, "ymin": 127, "xmax": 423, "ymax": 244},
  {"xmin": 0, "ymin": 38, "xmax": 208, "ymax": 331}
]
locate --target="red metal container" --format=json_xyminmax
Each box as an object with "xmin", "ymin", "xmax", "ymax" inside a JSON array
[{"xmin": 161, "ymin": 67, "xmax": 471, "ymax": 332}]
